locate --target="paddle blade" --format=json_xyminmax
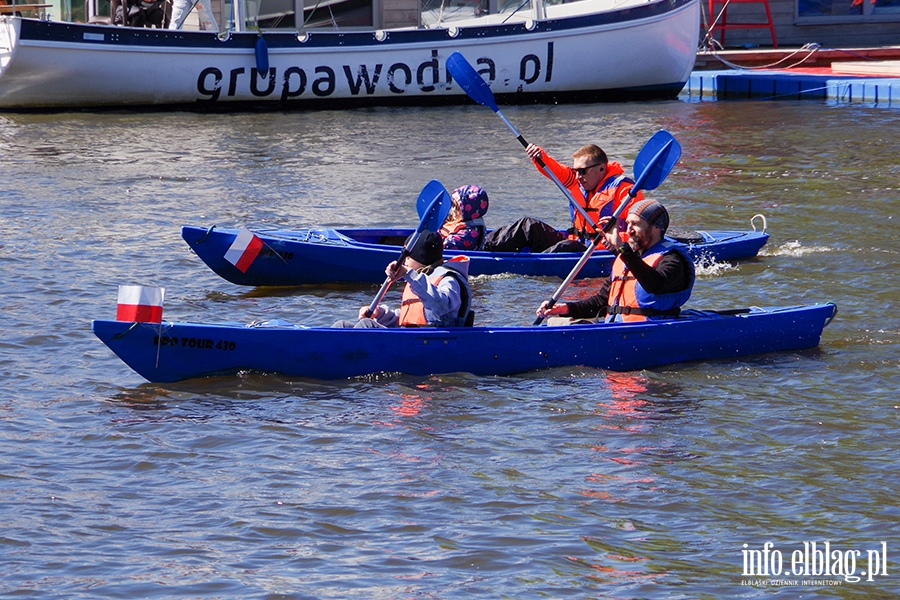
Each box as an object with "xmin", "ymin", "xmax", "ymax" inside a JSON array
[
  {"xmin": 602, "ymin": 130, "xmax": 681, "ymax": 232},
  {"xmin": 446, "ymin": 52, "xmax": 500, "ymax": 112},
  {"xmin": 415, "ymin": 180, "xmax": 451, "ymax": 232},
  {"xmin": 631, "ymin": 130, "xmax": 681, "ymax": 193}
]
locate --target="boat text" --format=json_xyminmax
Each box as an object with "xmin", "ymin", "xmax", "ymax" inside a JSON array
[
  {"xmin": 196, "ymin": 43, "xmax": 554, "ymax": 102},
  {"xmin": 154, "ymin": 335, "xmax": 236, "ymax": 351},
  {"xmin": 261, "ymin": 248, "xmax": 294, "ymax": 260}
]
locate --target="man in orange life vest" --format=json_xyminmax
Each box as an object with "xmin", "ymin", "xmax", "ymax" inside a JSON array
[
  {"xmin": 481, "ymin": 143, "xmax": 643, "ymax": 254},
  {"xmin": 535, "ymin": 199, "xmax": 695, "ymax": 324},
  {"xmin": 332, "ymin": 231, "xmax": 473, "ymax": 328}
]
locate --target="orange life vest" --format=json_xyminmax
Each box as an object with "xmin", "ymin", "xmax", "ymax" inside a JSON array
[
  {"xmin": 571, "ymin": 167, "xmax": 643, "ymax": 240},
  {"xmin": 607, "ymin": 244, "xmax": 694, "ymax": 322},
  {"xmin": 531, "ymin": 153, "xmax": 643, "ymax": 241},
  {"xmin": 399, "ymin": 282, "xmax": 432, "ymax": 327}
]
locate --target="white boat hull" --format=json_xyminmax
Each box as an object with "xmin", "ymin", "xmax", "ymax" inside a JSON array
[{"xmin": 0, "ymin": 0, "xmax": 699, "ymax": 109}]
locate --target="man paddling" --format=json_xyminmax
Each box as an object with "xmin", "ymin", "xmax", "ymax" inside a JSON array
[
  {"xmin": 482, "ymin": 143, "xmax": 643, "ymax": 253},
  {"xmin": 535, "ymin": 200, "xmax": 694, "ymax": 324}
]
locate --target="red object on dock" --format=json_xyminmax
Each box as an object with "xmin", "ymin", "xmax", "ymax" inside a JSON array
[{"xmin": 708, "ymin": 0, "xmax": 778, "ymax": 49}]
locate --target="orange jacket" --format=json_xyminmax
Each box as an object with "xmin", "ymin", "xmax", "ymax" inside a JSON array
[{"xmin": 533, "ymin": 153, "xmax": 643, "ymax": 239}]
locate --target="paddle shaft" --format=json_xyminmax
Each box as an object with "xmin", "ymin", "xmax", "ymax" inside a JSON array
[
  {"xmin": 496, "ymin": 117, "xmax": 599, "ymax": 231},
  {"xmin": 533, "ymin": 238, "xmax": 601, "ymax": 325},
  {"xmin": 364, "ymin": 236, "xmax": 417, "ymax": 318}
]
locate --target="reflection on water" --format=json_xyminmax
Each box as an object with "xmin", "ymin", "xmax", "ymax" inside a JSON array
[
  {"xmin": 599, "ymin": 372, "xmax": 658, "ymax": 426},
  {"xmin": 2, "ymin": 100, "xmax": 899, "ymax": 597}
]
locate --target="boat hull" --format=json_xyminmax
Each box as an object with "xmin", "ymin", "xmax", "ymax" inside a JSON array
[
  {"xmin": 92, "ymin": 304, "xmax": 837, "ymax": 382},
  {"xmin": 0, "ymin": 0, "xmax": 700, "ymax": 109},
  {"xmin": 181, "ymin": 225, "xmax": 770, "ymax": 286}
]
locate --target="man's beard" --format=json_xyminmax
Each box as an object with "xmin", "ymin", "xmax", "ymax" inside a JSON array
[{"xmin": 627, "ymin": 235, "xmax": 647, "ymax": 254}]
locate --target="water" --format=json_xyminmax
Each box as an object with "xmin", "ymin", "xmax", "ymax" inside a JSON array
[{"xmin": 1, "ymin": 100, "xmax": 898, "ymax": 598}]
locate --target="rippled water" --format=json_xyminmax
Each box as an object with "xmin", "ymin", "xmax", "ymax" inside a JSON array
[{"xmin": 2, "ymin": 100, "xmax": 899, "ymax": 598}]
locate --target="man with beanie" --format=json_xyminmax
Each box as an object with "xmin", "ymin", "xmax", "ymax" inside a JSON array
[
  {"xmin": 333, "ymin": 231, "xmax": 473, "ymax": 328},
  {"xmin": 536, "ymin": 200, "xmax": 694, "ymax": 324}
]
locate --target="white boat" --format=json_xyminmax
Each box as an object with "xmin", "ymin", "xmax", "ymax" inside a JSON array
[{"xmin": 0, "ymin": 0, "xmax": 700, "ymax": 109}]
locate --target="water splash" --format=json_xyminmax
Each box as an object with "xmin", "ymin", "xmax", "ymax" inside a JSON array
[
  {"xmin": 694, "ymin": 259, "xmax": 737, "ymax": 277},
  {"xmin": 766, "ymin": 240, "xmax": 835, "ymax": 256}
]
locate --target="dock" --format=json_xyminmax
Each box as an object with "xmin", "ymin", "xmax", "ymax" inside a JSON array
[{"xmin": 683, "ymin": 46, "xmax": 900, "ymax": 107}]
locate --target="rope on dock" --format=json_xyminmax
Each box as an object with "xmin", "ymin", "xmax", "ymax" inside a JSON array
[{"xmin": 701, "ymin": 42, "xmax": 823, "ymax": 71}]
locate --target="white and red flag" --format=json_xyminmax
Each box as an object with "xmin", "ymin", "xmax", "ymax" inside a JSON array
[
  {"xmin": 116, "ymin": 285, "xmax": 165, "ymax": 323},
  {"xmin": 224, "ymin": 227, "xmax": 263, "ymax": 273}
]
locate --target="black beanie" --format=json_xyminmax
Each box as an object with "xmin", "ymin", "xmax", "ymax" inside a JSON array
[{"xmin": 407, "ymin": 231, "xmax": 443, "ymax": 266}]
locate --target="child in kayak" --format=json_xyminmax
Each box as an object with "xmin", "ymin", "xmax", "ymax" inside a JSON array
[
  {"xmin": 440, "ymin": 185, "xmax": 489, "ymax": 250},
  {"xmin": 333, "ymin": 231, "xmax": 473, "ymax": 328}
]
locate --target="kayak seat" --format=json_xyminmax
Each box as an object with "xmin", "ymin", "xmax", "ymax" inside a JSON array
[
  {"xmin": 464, "ymin": 310, "xmax": 475, "ymax": 327},
  {"xmin": 666, "ymin": 228, "xmax": 705, "ymax": 244},
  {"xmin": 377, "ymin": 235, "xmax": 408, "ymax": 247}
]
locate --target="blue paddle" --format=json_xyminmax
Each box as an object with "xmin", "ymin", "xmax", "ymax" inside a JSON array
[
  {"xmin": 533, "ymin": 131, "xmax": 682, "ymax": 325},
  {"xmin": 364, "ymin": 180, "xmax": 451, "ymax": 318},
  {"xmin": 601, "ymin": 130, "xmax": 681, "ymax": 230},
  {"xmin": 446, "ymin": 51, "xmax": 600, "ymax": 229}
]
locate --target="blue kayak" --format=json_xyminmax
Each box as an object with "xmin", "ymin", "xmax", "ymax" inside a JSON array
[
  {"xmin": 181, "ymin": 223, "xmax": 770, "ymax": 287},
  {"xmin": 92, "ymin": 304, "xmax": 835, "ymax": 383}
]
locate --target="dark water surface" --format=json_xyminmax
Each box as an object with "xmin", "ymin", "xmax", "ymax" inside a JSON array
[{"xmin": 1, "ymin": 100, "xmax": 898, "ymax": 598}]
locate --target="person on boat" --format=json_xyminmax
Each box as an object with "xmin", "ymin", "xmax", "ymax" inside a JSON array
[
  {"xmin": 332, "ymin": 231, "xmax": 473, "ymax": 328},
  {"xmin": 114, "ymin": 0, "xmax": 167, "ymax": 27},
  {"xmin": 440, "ymin": 185, "xmax": 490, "ymax": 251},
  {"xmin": 535, "ymin": 200, "xmax": 694, "ymax": 324},
  {"xmin": 169, "ymin": 0, "xmax": 218, "ymax": 30},
  {"xmin": 482, "ymin": 143, "xmax": 643, "ymax": 253}
]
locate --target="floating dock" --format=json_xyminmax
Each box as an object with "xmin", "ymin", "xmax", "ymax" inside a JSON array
[
  {"xmin": 684, "ymin": 49, "xmax": 900, "ymax": 106},
  {"xmin": 682, "ymin": 67, "xmax": 900, "ymax": 106}
]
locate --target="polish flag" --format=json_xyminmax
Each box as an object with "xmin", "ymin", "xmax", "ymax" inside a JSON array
[
  {"xmin": 224, "ymin": 227, "xmax": 263, "ymax": 273},
  {"xmin": 116, "ymin": 285, "xmax": 165, "ymax": 323}
]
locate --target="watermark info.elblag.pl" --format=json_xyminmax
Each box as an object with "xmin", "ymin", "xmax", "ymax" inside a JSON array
[{"xmin": 740, "ymin": 541, "xmax": 889, "ymax": 586}]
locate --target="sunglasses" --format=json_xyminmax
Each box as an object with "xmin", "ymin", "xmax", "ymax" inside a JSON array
[{"xmin": 575, "ymin": 163, "xmax": 603, "ymax": 176}]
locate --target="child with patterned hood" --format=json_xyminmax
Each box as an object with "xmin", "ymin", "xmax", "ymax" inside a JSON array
[{"xmin": 440, "ymin": 185, "xmax": 489, "ymax": 250}]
